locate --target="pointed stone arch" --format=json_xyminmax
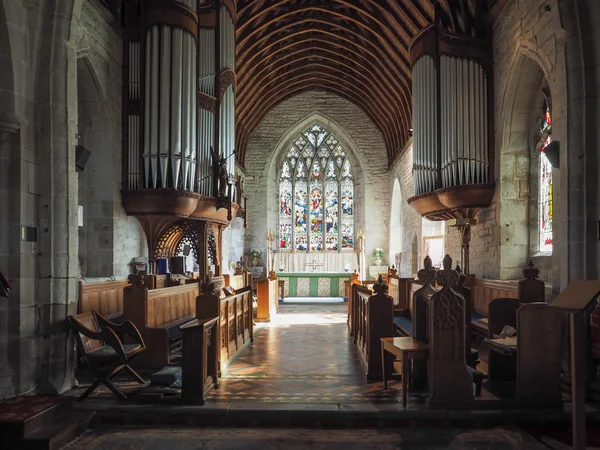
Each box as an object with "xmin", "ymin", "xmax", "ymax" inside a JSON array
[
  {"xmin": 389, "ymin": 177, "xmax": 403, "ymax": 268},
  {"xmin": 498, "ymin": 51, "xmax": 553, "ymax": 282}
]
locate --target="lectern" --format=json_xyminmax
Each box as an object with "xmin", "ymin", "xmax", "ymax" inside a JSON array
[{"xmin": 552, "ymin": 281, "xmax": 600, "ymax": 450}]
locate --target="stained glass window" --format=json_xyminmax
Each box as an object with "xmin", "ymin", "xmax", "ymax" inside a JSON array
[
  {"xmin": 278, "ymin": 124, "xmax": 355, "ymax": 252},
  {"xmin": 539, "ymin": 100, "xmax": 553, "ymax": 253}
]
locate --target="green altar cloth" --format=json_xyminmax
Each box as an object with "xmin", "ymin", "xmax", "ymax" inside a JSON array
[{"xmin": 277, "ymin": 272, "xmax": 353, "ymax": 297}]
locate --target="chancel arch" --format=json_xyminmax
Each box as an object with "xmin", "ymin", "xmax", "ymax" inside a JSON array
[{"xmin": 499, "ymin": 52, "xmax": 555, "ymax": 283}]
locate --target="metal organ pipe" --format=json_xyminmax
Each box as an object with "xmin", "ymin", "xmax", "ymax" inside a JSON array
[
  {"xmin": 171, "ymin": 29, "xmax": 183, "ymax": 189},
  {"xmin": 159, "ymin": 26, "xmax": 171, "ymax": 188},
  {"xmin": 439, "ymin": 55, "xmax": 488, "ymax": 188},
  {"xmin": 128, "ymin": 41, "xmax": 140, "ymax": 190},
  {"xmin": 412, "ymin": 55, "xmax": 437, "ymax": 195}
]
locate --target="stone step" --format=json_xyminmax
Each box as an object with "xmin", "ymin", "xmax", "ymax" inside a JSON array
[
  {"xmin": 13, "ymin": 411, "xmax": 95, "ymax": 450},
  {"xmin": 0, "ymin": 395, "xmax": 73, "ymax": 439}
]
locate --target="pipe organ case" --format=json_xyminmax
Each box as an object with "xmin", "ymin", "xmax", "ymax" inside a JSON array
[
  {"xmin": 408, "ymin": 23, "xmax": 495, "ymax": 221},
  {"xmin": 122, "ymin": 0, "xmax": 236, "ymax": 197}
]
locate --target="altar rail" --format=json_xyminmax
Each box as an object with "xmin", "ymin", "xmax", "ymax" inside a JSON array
[
  {"xmin": 124, "ymin": 282, "xmax": 199, "ymax": 369},
  {"xmin": 350, "ymin": 284, "xmax": 394, "ymax": 379},
  {"xmin": 78, "ymin": 279, "xmax": 130, "ymax": 319},
  {"xmin": 256, "ymin": 276, "xmax": 279, "ymax": 322},
  {"xmin": 196, "ymin": 286, "xmax": 253, "ymax": 373}
]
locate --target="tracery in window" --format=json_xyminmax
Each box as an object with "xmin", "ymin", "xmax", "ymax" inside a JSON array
[
  {"xmin": 279, "ymin": 125, "xmax": 354, "ymax": 252},
  {"xmin": 539, "ymin": 100, "xmax": 553, "ymax": 253}
]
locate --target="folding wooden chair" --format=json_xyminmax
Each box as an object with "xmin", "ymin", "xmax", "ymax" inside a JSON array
[{"xmin": 69, "ymin": 311, "xmax": 147, "ymax": 400}]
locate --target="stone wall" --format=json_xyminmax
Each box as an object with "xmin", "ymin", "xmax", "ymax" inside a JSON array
[
  {"xmin": 244, "ymin": 91, "xmax": 389, "ymax": 269},
  {"xmin": 388, "ymin": 142, "xmax": 423, "ymax": 278},
  {"xmin": 75, "ymin": 0, "xmax": 146, "ymax": 279},
  {"xmin": 492, "ymin": 0, "xmax": 568, "ymax": 288}
]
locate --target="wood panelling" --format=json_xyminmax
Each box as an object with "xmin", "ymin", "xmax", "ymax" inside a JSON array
[
  {"xmin": 468, "ymin": 278, "xmax": 519, "ymax": 316},
  {"xmin": 78, "ymin": 280, "xmax": 130, "ymax": 319},
  {"xmin": 123, "ymin": 282, "xmax": 200, "ymax": 369}
]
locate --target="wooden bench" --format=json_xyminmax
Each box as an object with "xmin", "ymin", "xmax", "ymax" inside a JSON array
[
  {"xmin": 78, "ymin": 279, "xmax": 130, "ymax": 321},
  {"xmin": 469, "ymin": 278, "xmax": 519, "ymax": 339},
  {"xmin": 392, "ymin": 279, "xmax": 423, "ymax": 337},
  {"xmin": 123, "ymin": 273, "xmax": 199, "ymax": 369},
  {"xmin": 223, "ymin": 273, "xmax": 249, "ymax": 291},
  {"xmin": 350, "ymin": 282, "xmax": 394, "ymax": 380},
  {"xmin": 196, "ymin": 285, "xmax": 254, "ymax": 373}
]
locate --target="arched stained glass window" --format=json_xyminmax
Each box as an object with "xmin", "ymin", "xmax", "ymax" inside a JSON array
[
  {"xmin": 539, "ymin": 100, "xmax": 552, "ymax": 253},
  {"xmin": 279, "ymin": 125, "xmax": 354, "ymax": 252}
]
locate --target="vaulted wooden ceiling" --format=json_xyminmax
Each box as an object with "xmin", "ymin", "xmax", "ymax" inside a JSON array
[{"xmin": 235, "ymin": 0, "xmax": 501, "ymax": 166}]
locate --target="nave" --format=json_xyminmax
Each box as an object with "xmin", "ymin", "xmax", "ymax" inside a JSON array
[
  {"xmin": 63, "ymin": 301, "xmax": 550, "ymax": 450},
  {"xmin": 211, "ymin": 302, "xmax": 402, "ymax": 403}
]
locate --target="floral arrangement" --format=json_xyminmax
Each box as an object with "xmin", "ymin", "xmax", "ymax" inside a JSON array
[
  {"xmin": 372, "ymin": 248, "xmax": 384, "ymax": 259},
  {"xmin": 250, "ymin": 248, "xmax": 262, "ymax": 259},
  {"xmin": 228, "ymin": 261, "xmax": 237, "ymax": 271}
]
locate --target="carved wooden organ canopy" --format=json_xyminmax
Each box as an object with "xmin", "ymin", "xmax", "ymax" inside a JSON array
[
  {"xmin": 121, "ymin": 0, "xmax": 241, "ymax": 266},
  {"xmin": 407, "ymin": 4, "xmax": 496, "ymax": 221}
]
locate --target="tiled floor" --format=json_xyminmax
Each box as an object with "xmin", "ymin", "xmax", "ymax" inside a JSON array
[{"xmin": 208, "ymin": 302, "xmax": 404, "ymax": 403}]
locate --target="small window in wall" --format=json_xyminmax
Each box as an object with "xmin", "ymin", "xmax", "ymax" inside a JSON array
[
  {"xmin": 539, "ymin": 100, "xmax": 553, "ymax": 253},
  {"xmin": 422, "ymin": 218, "xmax": 445, "ymax": 268}
]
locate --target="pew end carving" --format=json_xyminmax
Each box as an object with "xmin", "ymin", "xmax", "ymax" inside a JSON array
[{"xmin": 428, "ymin": 255, "xmax": 474, "ymax": 408}]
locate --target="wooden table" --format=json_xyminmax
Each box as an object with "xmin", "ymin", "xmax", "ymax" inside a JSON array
[{"xmin": 380, "ymin": 336, "xmax": 429, "ymax": 408}]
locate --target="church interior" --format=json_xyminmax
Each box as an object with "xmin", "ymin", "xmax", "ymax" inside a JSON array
[{"xmin": 1, "ymin": 0, "xmax": 600, "ymax": 448}]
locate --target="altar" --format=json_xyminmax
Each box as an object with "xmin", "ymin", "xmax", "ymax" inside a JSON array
[{"xmin": 277, "ymin": 272, "xmax": 353, "ymax": 298}]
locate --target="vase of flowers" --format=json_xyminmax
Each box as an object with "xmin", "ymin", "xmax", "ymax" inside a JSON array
[
  {"xmin": 250, "ymin": 248, "xmax": 262, "ymax": 266},
  {"xmin": 372, "ymin": 248, "xmax": 384, "ymax": 266}
]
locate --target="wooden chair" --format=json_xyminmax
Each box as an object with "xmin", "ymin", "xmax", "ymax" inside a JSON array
[{"xmin": 69, "ymin": 311, "xmax": 147, "ymax": 400}]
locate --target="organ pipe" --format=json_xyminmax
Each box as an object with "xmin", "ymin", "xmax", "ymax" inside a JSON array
[
  {"xmin": 125, "ymin": 0, "xmax": 236, "ymax": 200},
  {"xmin": 408, "ymin": 21, "xmax": 494, "ymax": 221},
  {"xmin": 411, "ymin": 51, "xmax": 490, "ymax": 193}
]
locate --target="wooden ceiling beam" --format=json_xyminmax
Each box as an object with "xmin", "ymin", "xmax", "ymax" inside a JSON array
[
  {"xmin": 238, "ymin": 64, "xmax": 406, "ymax": 145},
  {"xmin": 237, "ymin": 7, "xmax": 412, "ymax": 76},
  {"xmin": 236, "ymin": 37, "xmax": 410, "ymax": 129},
  {"xmin": 239, "ymin": 67, "xmax": 398, "ymax": 145},
  {"xmin": 236, "ymin": 17, "xmax": 411, "ymax": 84}
]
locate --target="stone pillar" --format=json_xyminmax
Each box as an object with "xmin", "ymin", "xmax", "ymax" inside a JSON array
[
  {"xmin": 0, "ymin": 115, "xmax": 20, "ymax": 397},
  {"xmin": 35, "ymin": 0, "xmax": 81, "ymax": 394}
]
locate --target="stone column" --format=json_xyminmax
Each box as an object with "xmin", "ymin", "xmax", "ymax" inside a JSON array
[{"xmin": 0, "ymin": 115, "xmax": 20, "ymax": 397}]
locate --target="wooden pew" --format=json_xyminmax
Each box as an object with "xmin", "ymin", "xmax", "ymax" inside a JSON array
[
  {"xmin": 123, "ymin": 273, "xmax": 199, "ymax": 369},
  {"xmin": 486, "ymin": 302, "xmax": 562, "ymax": 408},
  {"xmin": 469, "ymin": 278, "xmax": 518, "ymax": 339},
  {"xmin": 255, "ymin": 272, "xmax": 279, "ymax": 322},
  {"xmin": 181, "ymin": 316, "xmax": 219, "ymax": 404},
  {"xmin": 476, "ymin": 260, "xmax": 546, "ymax": 340},
  {"xmin": 345, "ymin": 270, "xmax": 361, "ymax": 327},
  {"xmin": 78, "ymin": 279, "xmax": 130, "ymax": 320},
  {"xmin": 224, "ymin": 273, "xmax": 248, "ymax": 291},
  {"xmin": 387, "ymin": 265, "xmax": 413, "ymax": 313},
  {"xmin": 351, "ymin": 280, "xmax": 393, "ymax": 380},
  {"xmin": 428, "ymin": 255, "xmax": 474, "ymax": 407},
  {"xmin": 196, "ymin": 285, "xmax": 253, "ymax": 373}
]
